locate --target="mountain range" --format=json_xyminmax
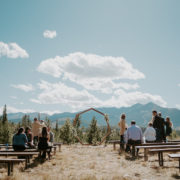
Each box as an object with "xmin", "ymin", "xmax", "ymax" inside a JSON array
[{"xmin": 6, "ymin": 102, "xmax": 180, "ymax": 129}]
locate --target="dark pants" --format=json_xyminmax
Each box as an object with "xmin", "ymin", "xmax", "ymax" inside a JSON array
[
  {"xmin": 13, "ymin": 145, "xmax": 25, "ymax": 151},
  {"xmin": 127, "ymin": 139, "xmax": 141, "ymax": 156},
  {"xmin": 155, "ymin": 129, "xmax": 163, "ymax": 142}
]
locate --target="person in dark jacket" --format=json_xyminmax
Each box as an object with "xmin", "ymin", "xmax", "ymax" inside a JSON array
[
  {"xmin": 165, "ymin": 116, "xmax": 173, "ymax": 137},
  {"xmin": 158, "ymin": 112, "xmax": 166, "ymax": 141},
  {"xmin": 152, "ymin": 110, "xmax": 164, "ymax": 142}
]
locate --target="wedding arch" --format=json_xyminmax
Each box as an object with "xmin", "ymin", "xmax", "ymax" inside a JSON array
[{"xmin": 73, "ymin": 108, "xmax": 111, "ymax": 145}]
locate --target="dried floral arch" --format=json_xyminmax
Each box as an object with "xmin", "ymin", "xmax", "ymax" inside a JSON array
[{"xmin": 73, "ymin": 108, "xmax": 111, "ymax": 145}]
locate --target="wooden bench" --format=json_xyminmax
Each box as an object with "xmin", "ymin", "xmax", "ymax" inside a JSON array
[
  {"xmin": 53, "ymin": 142, "xmax": 62, "ymax": 152},
  {"xmin": 108, "ymin": 140, "xmax": 120, "ymax": 150},
  {"xmin": 135, "ymin": 144, "xmax": 180, "ymax": 161},
  {"xmin": 0, "ymin": 152, "xmax": 39, "ymax": 168},
  {"xmin": 149, "ymin": 148, "xmax": 180, "ymax": 166},
  {"xmin": 0, "ymin": 158, "xmax": 26, "ymax": 176},
  {"xmin": 168, "ymin": 154, "xmax": 180, "ymax": 171}
]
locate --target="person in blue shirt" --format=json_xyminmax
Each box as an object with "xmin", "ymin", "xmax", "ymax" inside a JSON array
[
  {"xmin": 13, "ymin": 127, "xmax": 28, "ymax": 151},
  {"xmin": 126, "ymin": 120, "xmax": 143, "ymax": 156}
]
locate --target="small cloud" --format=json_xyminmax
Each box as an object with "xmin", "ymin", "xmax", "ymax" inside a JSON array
[
  {"xmin": 10, "ymin": 96, "xmax": 17, "ymax": 99},
  {"xmin": 11, "ymin": 83, "xmax": 34, "ymax": 92},
  {"xmin": 0, "ymin": 105, "xmax": 35, "ymax": 114},
  {"xmin": 0, "ymin": 42, "xmax": 29, "ymax": 59},
  {"xmin": 43, "ymin": 30, "xmax": 57, "ymax": 39}
]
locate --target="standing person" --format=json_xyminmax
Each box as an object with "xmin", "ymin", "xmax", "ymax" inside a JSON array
[
  {"xmin": 152, "ymin": 110, "xmax": 164, "ymax": 142},
  {"xmin": 165, "ymin": 117, "xmax": 173, "ymax": 138},
  {"xmin": 158, "ymin": 112, "xmax": 166, "ymax": 141},
  {"xmin": 126, "ymin": 121, "xmax": 143, "ymax": 156},
  {"xmin": 47, "ymin": 126, "xmax": 54, "ymax": 144},
  {"xmin": 13, "ymin": 127, "xmax": 28, "ymax": 151},
  {"xmin": 32, "ymin": 117, "xmax": 43, "ymax": 145},
  {"xmin": 25, "ymin": 127, "xmax": 35, "ymax": 148},
  {"xmin": 118, "ymin": 113, "xmax": 126, "ymax": 150},
  {"xmin": 144, "ymin": 123, "xmax": 156, "ymax": 143},
  {"xmin": 38, "ymin": 127, "xmax": 50, "ymax": 159}
]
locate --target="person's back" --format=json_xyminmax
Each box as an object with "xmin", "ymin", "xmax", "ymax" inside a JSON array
[
  {"xmin": 32, "ymin": 120, "xmax": 42, "ymax": 137},
  {"xmin": 127, "ymin": 124, "xmax": 143, "ymax": 141},
  {"xmin": 144, "ymin": 123, "xmax": 156, "ymax": 142},
  {"xmin": 13, "ymin": 127, "xmax": 27, "ymax": 151},
  {"xmin": 13, "ymin": 133, "xmax": 27, "ymax": 146}
]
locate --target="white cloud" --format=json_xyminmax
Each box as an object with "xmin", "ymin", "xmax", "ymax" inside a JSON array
[
  {"xmin": 37, "ymin": 52, "xmax": 145, "ymax": 93},
  {"xmin": 11, "ymin": 84, "xmax": 34, "ymax": 92},
  {"xmin": 30, "ymin": 80, "xmax": 102, "ymax": 110},
  {"xmin": 43, "ymin": 30, "xmax": 57, "ymax": 39},
  {"xmin": 0, "ymin": 42, "xmax": 29, "ymax": 59},
  {"xmin": 106, "ymin": 89, "xmax": 167, "ymax": 108},
  {"xmin": 176, "ymin": 104, "xmax": 180, "ymax": 109},
  {"xmin": 0, "ymin": 106, "xmax": 35, "ymax": 114},
  {"xmin": 31, "ymin": 80, "xmax": 166, "ymax": 112},
  {"xmin": 178, "ymin": 84, "xmax": 180, "ymax": 87},
  {"xmin": 10, "ymin": 96, "xmax": 17, "ymax": 99}
]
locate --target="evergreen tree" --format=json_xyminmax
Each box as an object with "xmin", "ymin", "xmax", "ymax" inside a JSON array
[
  {"xmin": 55, "ymin": 120, "xmax": 59, "ymax": 132},
  {"xmin": 45, "ymin": 116, "xmax": 51, "ymax": 127},
  {"xmin": 2, "ymin": 104, "xmax": 8, "ymax": 124},
  {"xmin": 87, "ymin": 116, "xmax": 101, "ymax": 145},
  {"xmin": 59, "ymin": 119, "xmax": 75, "ymax": 144},
  {"xmin": 0, "ymin": 105, "xmax": 10, "ymax": 143}
]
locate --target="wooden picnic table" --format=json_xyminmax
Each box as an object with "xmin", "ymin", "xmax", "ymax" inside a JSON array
[
  {"xmin": 53, "ymin": 142, "xmax": 62, "ymax": 152},
  {"xmin": 0, "ymin": 158, "xmax": 26, "ymax": 176},
  {"xmin": 135, "ymin": 144, "xmax": 180, "ymax": 161},
  {"xmin": 168, "ymin": 154, "xmax": 180, "ymax": 171},
  {"xmin": 0, "ymin": 152, "xmax": 39, "ymax": 168},
  {"xmin": 149, "ymin": 148, "xmax": 180, "ymax": 166}
]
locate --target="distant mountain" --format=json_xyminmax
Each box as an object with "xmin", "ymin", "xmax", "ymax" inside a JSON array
[{"xmin": 7, "ymin": 102, "xmax": 180, "ymax": 129}]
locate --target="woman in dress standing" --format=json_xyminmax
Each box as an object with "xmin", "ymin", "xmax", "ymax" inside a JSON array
[
  {"xmin": 118, "ymin": 113, "xmax": 126, "ymax": 150},
  {"xmin": 165, "ymin": 116, "xmax": 173, "ymax": 138}
]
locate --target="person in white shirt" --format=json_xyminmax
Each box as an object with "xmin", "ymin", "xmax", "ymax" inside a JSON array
[{"xmin": 144, "ymin": 122, "xmax": 156, "ymax": 143}]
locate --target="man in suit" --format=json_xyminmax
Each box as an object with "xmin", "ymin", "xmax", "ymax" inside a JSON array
[{"xmin": 152, "ymin": 110, "xmax": 164, "ymax": 142}]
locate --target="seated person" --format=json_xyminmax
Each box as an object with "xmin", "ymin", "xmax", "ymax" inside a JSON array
[
  {"xmin": 13, "ymin": 127, "xmax": 28, "ymax": 151},
  {"xmin": 47, "ymin": 126, "xmax": 54, "ymax": 145},
  {"xmin": 25, "ymin": 126, "xmax": 35, "ymax": 148},
  {"xmin": 143, "ymin": 122, "xmax": 156, "ymax": 143},
  {"xmin": 38, "ymin": 127, "xmax": 50, "ymax": 159},
  {"xmin": 126, "ymin": 121, "xmax": 143, "ymax": 156}
]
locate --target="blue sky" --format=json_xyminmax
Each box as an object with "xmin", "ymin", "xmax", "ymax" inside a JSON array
[{"xmin": 0, "ymin": 0, "xmax": 180, "ymax": 114}]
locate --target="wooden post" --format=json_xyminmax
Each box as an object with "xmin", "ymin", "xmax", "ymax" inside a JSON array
[{"xmin": 8, "ymin": 162, "xmax": 11, "ymax": 176}]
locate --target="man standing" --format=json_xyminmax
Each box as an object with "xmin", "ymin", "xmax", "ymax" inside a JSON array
[
  {"xmin": 152, "ymin": 110, "xmax": 164, "ymax": 142},
  {"xmin": 126, "ymin": 121, "xmax": 143, "ymax": 156},
  {"xmin": 32, "ymin": 117, "xmax": 43, "ymax": 145},
  {"xmin": 158, "ymin": 112, "xmax": 166, "ymax": 141}
]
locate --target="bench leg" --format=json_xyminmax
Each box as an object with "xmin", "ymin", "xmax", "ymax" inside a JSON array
[
  {"xmin": 158, "ymin": 152, "xmax": 164, "ymax": 166},
  {"xmin": 113, "ymin": 143, "xmax": 116, "ymax": 150},
  {"xmin": 144, "ymin": 149, "xmax": 148, "ymax": 161},
  {"xmin": 8, "ymin": 162, "xmax": 11, "ymax": 176},
  {"xmin": 54, "ymin": 147, "xmax": 56, "ymax": 155},
  {"xmin": 10, "ymin": 162, "xmax": 13, "ymax": 173},
  {"xmin": 59, "ymin": 145, "xmax": 61, "ymax": 152}
]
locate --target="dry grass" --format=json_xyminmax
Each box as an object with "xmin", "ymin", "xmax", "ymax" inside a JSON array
[{"xmin": 0, "ymin": 145, "xmax": 180, "ymax": 180}]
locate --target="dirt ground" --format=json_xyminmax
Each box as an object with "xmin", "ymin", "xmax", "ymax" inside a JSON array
[{"xmin": 0, "ymin": 145, "xmax": 180, "ymax": 180}]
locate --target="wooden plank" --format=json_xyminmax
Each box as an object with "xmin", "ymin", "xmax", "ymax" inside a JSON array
[
  {"xmin": 0, "ymin": 159, "xmax": 26, "ymax": 162},
  {"xmin": 150, "ymin": 148, "xmax": 180, "ymax": 152},
  {"xmin": 168, "ymin": 154, "xmax": 180, "ymax": 158},
  {"xmin": 136, "ymin": 145, "xmax": 180, "ymax": 149}
]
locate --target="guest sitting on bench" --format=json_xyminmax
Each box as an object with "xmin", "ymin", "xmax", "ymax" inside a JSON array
[
  {"xmin": 25, "ymin": 127, "xmax": 35, "ymax": 148},
  {"xmin": 126, "ymin": 120, "xmax": 143, "ymax": 156},
  {"xmin": 143, "ymin": 122, "xmax": 156, "ymax": 143},
  {"xmin": 13, "ymin": 127, "xmax": 28, "ymax": 151},
  {"xmin": 38, "ymin": 127, "xmax": 50, "ymax": 159}
]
